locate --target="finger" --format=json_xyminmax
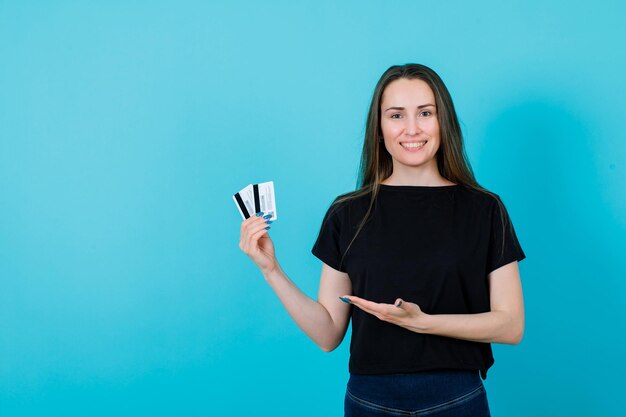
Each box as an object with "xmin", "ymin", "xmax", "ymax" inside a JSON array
[
  {"xmin": 350, "ymin": 302, "xmax": 381, "ymax": 318},
  {"xmin": 243, "ymin": 217, "xmax": 270, "ymax": 239},
  {"xmin": 393, "ymin": 298, "xmax": 420, "ymax": 314},
  {"xmin": 240, "ymin": 217, "xmax": 257, "ymax": 242},
  {"xmin": 254, "ymin": 216, "xmax": 273, "ymax": 232},
  {"xmin": 252, "ymin": 227, "xmax": 269, "ymax": 241},
  {"xmin": 346, "ymin": 296, "xmax": 386, "ymax": 312},
  {"xmin": 241, "ymin": 228, "xmax": 268, "ymax": 256},
  {"xmin": 249, "ymin": 220, "xmax": 271, "ymax": 235},
  {"xmin": 346, "ymin": 297, "xmax": 388, "ymax": 318},
  {"xmin": 241, "ymin": 213, "xmax": 257, "ymax": 228},
  {"xmin": 348, "ymin": 296, "xmax": 409, "ymax": 322},
  {"xmin": 241, "ymin": 212, "xmax": 269, "ymax": 231},
  {"xmin": 241, "ymin": 213, "xmax": 266, "ymax": 231},
  {"xmin": 248, "ymin": 225, "xmax": 270, "ymax": 249},
  {"xmin": 241, "ymin": 218, "xmax": 270, "ymax": 252}
]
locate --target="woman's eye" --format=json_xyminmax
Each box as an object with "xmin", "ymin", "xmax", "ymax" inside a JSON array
[
  {"xmin": 390, "ymin": 114, "xmax": 401, "ymax": 119},
  {"xmin": 420, "ymin": 111, "xmax": 432, "ymax": 117}
]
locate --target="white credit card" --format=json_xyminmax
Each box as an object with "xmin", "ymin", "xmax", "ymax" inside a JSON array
[{"xmin": 232, "ymin": 181, "xmax": 278, "ymax": 220}]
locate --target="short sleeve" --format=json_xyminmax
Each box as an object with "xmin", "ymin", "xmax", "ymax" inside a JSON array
[
  {"xmin": 311, "ymin": 198, "xmax": 347, "ymax": 272},
  {"xmin": 486, "ymin": 196, "xmax": 526, "ymax": 275}
]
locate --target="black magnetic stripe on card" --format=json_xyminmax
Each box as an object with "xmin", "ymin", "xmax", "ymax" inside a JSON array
[
  {"xmin": 234, "ymin": 192, "xmax": 250, "ymax": 219},
  {"xmin": 253, "ymin": 184, "xmax": 260, "ymax": 214}
]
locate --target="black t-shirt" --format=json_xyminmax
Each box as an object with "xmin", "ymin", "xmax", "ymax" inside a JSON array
[{"xmin": 311, "ymin": 183, "xmax": 526, "ymax": 380}]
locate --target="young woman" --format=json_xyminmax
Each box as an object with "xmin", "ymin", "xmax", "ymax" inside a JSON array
[{"xmin": 239, "ymin": 63, "xmax": 526, "ymax": 417}]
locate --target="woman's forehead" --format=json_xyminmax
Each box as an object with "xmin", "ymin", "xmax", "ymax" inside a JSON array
[{"xmin": 381, "ymin": 78, "xmax": 435, "ymax": 107}]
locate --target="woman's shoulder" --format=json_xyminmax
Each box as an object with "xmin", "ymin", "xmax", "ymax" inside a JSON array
[
  {"xmin": 332, "ymin": 187, "xmax": 371, "ymax": 204},
  {"xmin": 325, "ymin": 188, "xmax": 371, "ymax": 216},
  {"xmin": 456, "ymin": 183, "xmax": 503, "ymax": 209}
]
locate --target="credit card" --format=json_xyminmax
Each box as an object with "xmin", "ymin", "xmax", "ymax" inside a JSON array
[
  {"xmin": 233, "ymin": 181, "xmax": 278, "ymax": 220},
  {"xmin": 232, "ymin": 184, "xmax": 256, "ymax": 219}
]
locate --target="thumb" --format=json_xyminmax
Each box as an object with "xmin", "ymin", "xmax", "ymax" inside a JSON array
[{"xmin": 394, "ymin": 298, "xmax": 404, "ymax": 308}]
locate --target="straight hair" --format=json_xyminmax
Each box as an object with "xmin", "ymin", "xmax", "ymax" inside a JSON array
[{"xmin": 326, "ymin": 63, "xmax": 513, "ymax": 271}]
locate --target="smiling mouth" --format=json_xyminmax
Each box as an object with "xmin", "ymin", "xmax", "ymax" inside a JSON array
[{"xmin": 400, "ymin": 140, "xmax": 427, "ymax": 149}]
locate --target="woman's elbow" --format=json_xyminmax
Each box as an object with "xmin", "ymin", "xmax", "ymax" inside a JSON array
[
  {"xmin": 320, "ymin": 344, "xmax": 337, "ymax": 353},
  {"xmin": 318, "ymin": 334, "xmax": 345, "ymax": 352},
  {"xmin": 498, "ymin": 312, "xmax": 524, "ymax": 345},
  {"xmin": 509, "ymin": 320, "xmax": 524, "ymax": 345}
]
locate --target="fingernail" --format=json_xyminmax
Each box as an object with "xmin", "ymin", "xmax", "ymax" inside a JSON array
[
  {"xmin": 256, "ymin": 212, "xmax": 264, "ymax": 217},
  {"xmin": 339, "ymin": 296, "xmax": 351, "ymax": 304},
  {"xmin": 265, "ymin": 226, "xmax": 270, "ymax": 230},
  {"xmin": 265, "ymin": 220, "xmax": 273, "ymax": 224},
  {"xmin": 395, "ymin": 300, "xmax": 403, "ymax": 307},
  {"xmin": 262, "ymin": 214, "xmax": 273, "ymax": 219}
]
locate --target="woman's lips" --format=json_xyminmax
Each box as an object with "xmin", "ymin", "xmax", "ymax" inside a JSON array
[{"xmin": 400, "ymin": 140, "xmax": 427, "ymax": 151}]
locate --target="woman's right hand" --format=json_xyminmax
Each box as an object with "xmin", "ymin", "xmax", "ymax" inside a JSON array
[{"xmin": 239, "ymin": 213, "xmax": 277, "ymax": 274}]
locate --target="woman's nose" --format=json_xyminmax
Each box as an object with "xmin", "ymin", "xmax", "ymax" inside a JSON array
[{"xmin": 406, "ymin": 117, "xmax": 422, "ymax": 135}]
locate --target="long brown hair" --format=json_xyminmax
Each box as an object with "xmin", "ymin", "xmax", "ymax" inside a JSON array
[{"xmin": 327, "ymin": 63, "xmax": 513, "ymax": 270}]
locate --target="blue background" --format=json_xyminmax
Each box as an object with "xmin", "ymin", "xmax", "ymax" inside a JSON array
[{"xmin": 1, "ymin": 1, "xmax": 625, "ymax": 416}]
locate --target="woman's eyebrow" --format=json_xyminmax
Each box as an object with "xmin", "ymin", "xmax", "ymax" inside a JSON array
[{"xmin": 384, "ymin": 104, "xmax": 435, "ymax": 112}]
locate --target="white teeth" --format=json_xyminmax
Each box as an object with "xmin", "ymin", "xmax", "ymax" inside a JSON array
[{"xmin": 401, "ymin": 141, "xmax": 426, "ymax": 148}]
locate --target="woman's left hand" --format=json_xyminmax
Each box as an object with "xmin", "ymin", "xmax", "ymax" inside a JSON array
[{"xmin": 340, "ymin": 295, "xmax": 430, "ymax": 333}]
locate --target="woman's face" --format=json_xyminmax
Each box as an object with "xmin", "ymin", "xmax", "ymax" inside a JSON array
[{"xmin": 379, "ymin": 78, "xmax": 441, "ymax": 172}]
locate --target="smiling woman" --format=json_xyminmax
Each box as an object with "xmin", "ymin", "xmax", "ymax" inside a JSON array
[
  {"xmin": 380, "ymin": 78, "xmax": 441, "ymax": 165},
  {"xmin": 239, "ymin": 63, "xmax": 526, "ymax": 417}
]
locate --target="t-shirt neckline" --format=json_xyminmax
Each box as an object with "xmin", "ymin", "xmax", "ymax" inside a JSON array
[{"xmin": 379, "ymin": 183, "xmax": 460, "ymax": 191}]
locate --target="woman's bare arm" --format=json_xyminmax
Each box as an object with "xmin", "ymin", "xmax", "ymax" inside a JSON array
[
  {"xmin": 342, "ymin": 261, "xmax": 524, "ymax": 345},
  {"xmin": 239, "ymin": 213, "xmax": 351, "ymax": 351},
  {"xmin": 420, "ymin": 261, "xmax": 524, "ymax": 344},
  {"xmin": 263, "ymin": 262, "xmax": 352, "ymax": 352}
]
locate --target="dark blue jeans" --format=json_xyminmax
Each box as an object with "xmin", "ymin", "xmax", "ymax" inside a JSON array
[{"xmin": 345, "ymin": 370, "xmax": 491, "ymax": 417}]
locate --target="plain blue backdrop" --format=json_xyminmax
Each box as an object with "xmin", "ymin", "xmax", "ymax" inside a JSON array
[{"xmin": 1, "ymin": 1, "xmax": 625, "ymax": 416}]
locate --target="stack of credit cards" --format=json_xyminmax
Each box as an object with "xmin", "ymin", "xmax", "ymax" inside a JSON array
[{"xmin": 233, "ymin": 181, "xmax": 278, "ymax": 220}]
